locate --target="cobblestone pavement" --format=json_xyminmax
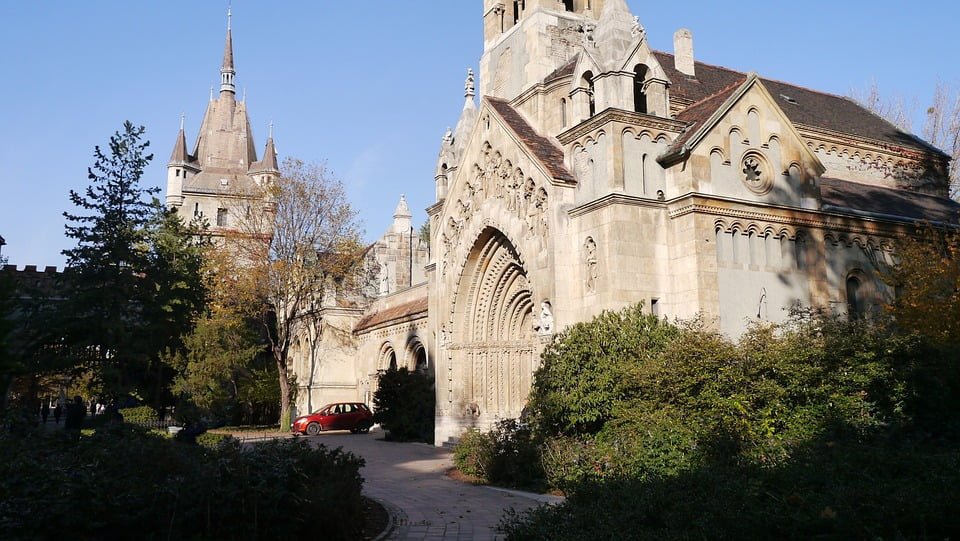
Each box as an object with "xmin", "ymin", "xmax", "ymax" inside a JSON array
[{"xmin": 303, "ymin": 428, "xmax": 562, "ymax": 541}]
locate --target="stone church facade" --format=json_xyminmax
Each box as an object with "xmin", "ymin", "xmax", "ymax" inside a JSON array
[{"xmin": 167, "ymin": 2, "xmax": 957, "ymax": 446}]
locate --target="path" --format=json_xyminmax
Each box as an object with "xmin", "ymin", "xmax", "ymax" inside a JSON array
[{"xmin": 304, "ymin": 429, "xmax": 561, "ymax": 541}]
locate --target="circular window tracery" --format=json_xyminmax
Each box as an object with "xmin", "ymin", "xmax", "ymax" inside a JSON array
[{"xmin": 740, "ymin": 152, "xmax": 773, "ymax": 195}]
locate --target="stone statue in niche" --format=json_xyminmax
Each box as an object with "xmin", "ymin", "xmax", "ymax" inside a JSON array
[
  {"xmin": 534, "ymin": 188, "xmax": 549, "ymax": 238},
  {"xmin": 524, "ymin": 179, "xmax": 538, "ymax": 233},
  {"xmin": 533, "ymin": 300, "xmax": 554, "ymax": 335},
  {"xmin": 507, "ymin": 169, "xmax": 523, "ymax": 212},
  {"xmin": 584, "ymin": 237, "xmax": 598, "ymax": 293}
]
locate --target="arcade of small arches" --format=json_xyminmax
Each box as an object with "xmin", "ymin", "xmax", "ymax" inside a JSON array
[{"xmin": 377, "ymin": 338, "xmax": 429, "ymax": 373}]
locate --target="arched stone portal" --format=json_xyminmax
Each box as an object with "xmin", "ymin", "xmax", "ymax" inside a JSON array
[{"xmin": 445, "ymin": 227, "xmax": 538, "ymax": 428}]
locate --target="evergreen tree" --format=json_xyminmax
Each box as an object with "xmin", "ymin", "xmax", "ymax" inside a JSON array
[{"xmin": 59, "ymin": 121, "xmax": 160, "ymax": 399}]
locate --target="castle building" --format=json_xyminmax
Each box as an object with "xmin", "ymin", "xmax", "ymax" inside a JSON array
[
  {"xmin": 169, "ymin": 2, "xmax": 958, "ymax": 446},
  {"xmin": 165, "ymin": 10, "xmax": 279, "ymax": 234}
]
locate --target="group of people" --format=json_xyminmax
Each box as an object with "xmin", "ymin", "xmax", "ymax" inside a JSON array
[{"xmin": 39, "ymin": 396, "xmax": 101, "ymax": 425}]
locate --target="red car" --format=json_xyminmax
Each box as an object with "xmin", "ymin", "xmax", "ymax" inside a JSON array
[{"xmin": 292, "ymin": 402, "xmax": 373, "ymax": 435}]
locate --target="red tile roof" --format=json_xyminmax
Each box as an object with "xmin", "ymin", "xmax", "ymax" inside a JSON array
[
  {"xmin": 487, "ymin": 97, "xmax": 576, "ymax": 183},
  {"xmin": 354, "ymin": 296, "xmax": 428, "ymax": 333}
]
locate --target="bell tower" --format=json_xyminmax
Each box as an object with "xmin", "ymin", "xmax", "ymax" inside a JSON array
[{"xmin": 480, "ymin": 0, "xmax": 605, "ymax": 100}]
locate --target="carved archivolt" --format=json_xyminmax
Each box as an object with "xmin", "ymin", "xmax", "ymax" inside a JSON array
[{"xmin": 441, "ymin": 142, "xmax": 550, "ymax": 257}]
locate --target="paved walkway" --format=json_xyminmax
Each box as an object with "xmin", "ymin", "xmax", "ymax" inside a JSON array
[{"xmin": 303, "ymin": 428, "xmax": 562, "ymax": 541}]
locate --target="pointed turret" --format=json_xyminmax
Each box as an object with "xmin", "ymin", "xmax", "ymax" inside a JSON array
[
  {"xmin": 595, "ymin": 0, "xmax": 638, "ymax": 67},
  {"xmin": 169, "ymin": 114, "xmax": 189, "ymax": 164},
  {"xmin": 251, "ymin": 122, "xmax": 280, "ymax": 181},
  {"xmin": 392, "ymin": 194, "xmax": 412, "ymax": 234},
  {"xmin": 220, "ymin": 9, "xmax": 236, "ymax": 97},
  {"xmin": 452, "ymin": 69, "xmax": 478, "ymax": 155}
]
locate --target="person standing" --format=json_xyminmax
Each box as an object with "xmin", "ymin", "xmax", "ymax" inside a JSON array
[
  {"xmin": 41, "ymin": 400, "xmax": 50, "ymax": 424},
  {"xmin": 53, "ymin": 402, "xmax": 62, "ymax": 424},
  {"xmin": 64, "ymin": 396, "xmax": 85, "ymax": 441}
]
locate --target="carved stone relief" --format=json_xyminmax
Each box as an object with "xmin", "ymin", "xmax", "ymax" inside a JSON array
[
  {"xmin": 443, "ymin": 142, "xmax": 550, "ymax": 257},
  {"xmin": 584, "ymin": 237, "xmax": 598, "ymax": 293}
]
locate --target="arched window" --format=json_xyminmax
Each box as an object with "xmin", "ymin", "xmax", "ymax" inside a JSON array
[
  {"xmin": 846, "ymin": 275, "xmax": 864, "ymax": 320},
  {"xmin": 633, "ymin": 65, "xmax": 648, "ymax": 114},
  {"xmin": 388, "ymin": 351, "xmax": 397, "ymax": 370},
  {"xmin": 415, "ymin": 345, "xmax": 428, "ymax": 372},
  {"xmin": 563, "ymin": 0, "xmax": 574, "ymax": 11},
  {"xmin": 561, "ymin": 98, "xmax": 567, "ymax": 127},
  {"xmin": 583, "ymin": 71, "xmax": 596, "ymax": 117}
]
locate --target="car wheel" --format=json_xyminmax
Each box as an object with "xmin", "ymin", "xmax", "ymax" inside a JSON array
[
  {"xmin": 306, "ymin": 422, "xmax": 320, "ymax": 436},
  {"xmin": 357, "ymin": 421, "xmax": 371, "ymax": 434}
]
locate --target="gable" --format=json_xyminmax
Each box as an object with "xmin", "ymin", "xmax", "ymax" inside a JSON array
[{"xmin": 671, "ymin": 76, "xmax": 826, "ymax": 205}]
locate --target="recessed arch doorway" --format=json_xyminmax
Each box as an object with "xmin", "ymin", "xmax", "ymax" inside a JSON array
[{"xmin": 447, "ymin": 227, "xmax": 538, "ymax": 422}]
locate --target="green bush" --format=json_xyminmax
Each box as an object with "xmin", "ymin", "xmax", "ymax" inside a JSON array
[
  {"xmin": 453, "ymin": 420, "xmax": 544, "ymax": 490},
  {"xmin": 529, "ymin": 303, "xmax": 679, "ymax": 436},
  {"xmin": 118, "ymin": 405, "xmax": 158, "ymax": 425},
  {"xmin": 502, "ymin": 304, "xmax": 960, "ymax": 538},
  {"xmin": 196, "ymin": 431, "xmax": 232, "ymax": 449},
  {"xmin": 453, "ymin": 428, "xmax": 494, "ymax": 479},
  {"xmin": 373, "ymin": 366, "xmax": 435, "ymax": 442},
  {"xmin": 0, "ymin": 424, "xmax": 365, "ymax": 540}
]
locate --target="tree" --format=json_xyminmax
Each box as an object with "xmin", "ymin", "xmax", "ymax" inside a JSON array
[
  {"xmin": 372, "ymin": 366, "xmax": 435, "ymax": 442},
  {"xmin": 59, "ymin": 121, "xmax": 159, "ymax": 399},
  {"xmin": 57, "ymin": 121, "xmax": 205, "ymax": 403},
  {"xmin": 222, "ymin": 158, "xmax": 364, "ymax": 428},
  {"xmin": 923, "ymin": 82, "xmax": 960, "ymax": 199},
  {"xmin": 851, "ymin": 81, "xmax": 959, "ymax": 199},
  {"xmin": 883, "ymin": 225, "xmax": 960, "ymax": 346}
]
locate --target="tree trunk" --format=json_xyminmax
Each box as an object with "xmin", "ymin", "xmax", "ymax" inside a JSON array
[{"xmin": 274, "ymin": 346, "xmax": 291, "ymax": 431}]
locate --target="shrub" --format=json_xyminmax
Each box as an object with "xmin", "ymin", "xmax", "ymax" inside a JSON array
[
  {"xmin": 502, "ymin": 305, "xmax": 960, "ymax": 538},
  {"xmin": 373, "ymin": 366, "xmax": 435, "ymax": 442},
  {"xmin": 118, "ymin": 405, "xmax": 158, "ymax": 425},
  {"xmin": 453, "ymin": 428, "xmax": 494, "ymax": 479},
  {"xmin": 529, "ymin": 304, "xmax": 680, "ymax": 436},
  {"xmin": 0, "ymin": 424, "xmax": 365, "ymax": 540}
]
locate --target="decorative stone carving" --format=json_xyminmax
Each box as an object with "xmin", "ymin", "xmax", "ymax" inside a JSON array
[
  {"xmin": 443, "ymin": 142, "xmax": 552, "ymax": 253},
  {"xmin": 585, "ymin": 237, "xmax": 598, "ymax": 293},
  {"xmin": 533, "ymin": 300, "xmax": 554, "ymax": 335},
  {"xmin": 741, "ymin": 152, "xmax": 773, "ymax": 195}
]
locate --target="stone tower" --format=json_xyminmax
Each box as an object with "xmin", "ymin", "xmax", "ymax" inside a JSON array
[{"xmin": 165, "ymin": 10, "xmax": 279, "ymax": 234}]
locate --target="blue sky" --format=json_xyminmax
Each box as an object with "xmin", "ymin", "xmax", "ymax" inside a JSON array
[{"xmin": 1, "ymin": 1, "xmax": 957, "ymax": 268}]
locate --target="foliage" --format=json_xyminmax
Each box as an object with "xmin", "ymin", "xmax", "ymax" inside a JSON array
[
  {"xmin": 529, "ymin": 303, "xmax": 680, "ymax": 436},
  {"xmin": 166, "ymin": 311, "xmax": 275, "ymax": 426},
  {"xmin": 372, "ymin": 366, "xmax": 435, "ymax": 442},
  {"xmin": 57, "ymin": 121, "xmax": 159, "ymax": 399},
  {"xmin": 453, "ymin": 420, "xmax": 544, "ymax": 489},
  {"xmin": 884, "ymin": 226, "xmax": 960, "ymax": 346},
  {"xmin": 0, "ymin": 425, "xmax": 365, "ymax": 541},
  {"xmin": 118, "ymin": 405, "xmax": 157, "ymax": 425},
  {"xmin": 499, "ymin": 303, "xmax": 960, "ymax": 538},
  {"xmin": 453, "ymin": 428, "xmax": 494, "ymax": 479},
  {"xmin": 49, "ymin": 122, "xmax": 206, "ymax": 409},
  {"xmin": 219, "ymin": 157, "xmax": 365, "ymax": 429}
]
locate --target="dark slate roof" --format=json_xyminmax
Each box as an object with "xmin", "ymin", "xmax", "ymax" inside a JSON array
[
  {"xmin": 354, "ymin": 297, "xmax": 428, "ymax": 333},
  {"xmin": 821, "ymin": 178, "xmax": 960, "ymax": 225},
  {"xmin": 487, "ymin": 97, "xmax": 576, "ymax": 182},
  {"xmin": 664, "ymin": 77, "xmax": 747, "ymax": 157},
  {"xmin": 651, "ymin": 51, "xmax": 946, "ymax": 157},
  {"xmin": 544, "ymin": 54, "xmax": 579, "ymax": 84}
]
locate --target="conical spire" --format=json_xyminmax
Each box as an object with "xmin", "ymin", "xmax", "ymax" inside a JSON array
[
  {"xmin": 392, "ymin": 194, "xmax": 413, "ymax": 234},
  {"xmin": 220, "ymin": 8, "xmax": 236, "ymax": 96},
  {"xmin": 260, "ymin": 122, "xmax": 279, "ymax": 171},
  {"xmin": 453, "ymin": 68, "xmax": 478, "ymax": 154},
  {"xmin": 393, "ymin": 194, "xmax": 412, "ymax": 219},
  {"xmin": 169, "ymin": 113, "xmax": 189, "ymax": 164}
]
